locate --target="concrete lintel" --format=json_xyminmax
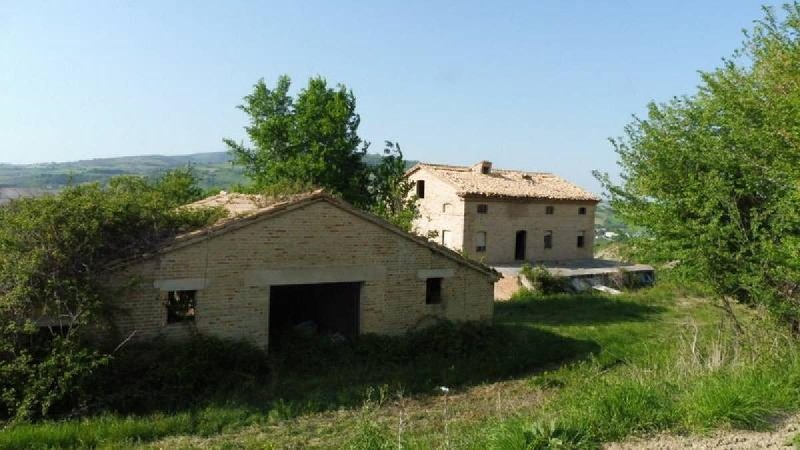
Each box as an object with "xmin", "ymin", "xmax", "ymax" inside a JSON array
[
  {"xmin": 245, "ymin": 266, "xmax": 386, "ymax": 287},
  {"xmin": 153, "ymin": 278, "xmax": 208, "ymax": 291},
  {"xmin": 417, "ymin": 268, "xmax": 455, "ymax": 280}
]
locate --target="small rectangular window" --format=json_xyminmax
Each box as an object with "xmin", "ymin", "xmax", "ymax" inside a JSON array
[
  {"xmin": 577, "ymin": 231, "xmax": 585, "ymax": 248},
  {"xmin": 578, "ymin": 207, "xmax": 587, "ymax": 215},
  {"xmin": 165, "ymin": 290, "xmax": 196, "ymax": 324},
  {"xmin": 545, "ymin": 206, "xmax": 554, "ymax": 215},
  {"xmin": 416, "ymin": 180, "xmax": 425, "ymax": 198},
  {"xmin": 475, "ymin": 231, "xmax": 487, "ymax": 252},
  {"xmin": 426, "ymin": 278, "xmax": 443, "ymax": 304},
  {"xmin": 477, "ymin": 204, "xmax": 488, "ymax": 214},
  {"xmin": 544, "ymin": 230, "xmax": 553, "ymax": 249}
]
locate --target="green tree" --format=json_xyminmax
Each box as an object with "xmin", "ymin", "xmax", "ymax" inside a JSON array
[
  {"xmin": 224, "ymin": 76, "xmax": 371, "ymax": 206},
  {"xmin": 368, "ymin": 141, "xmax": 419, "ymax": 231},
  {"xmin": 596, "ymin": 3, "xmax": 800, "ymax": 326}
]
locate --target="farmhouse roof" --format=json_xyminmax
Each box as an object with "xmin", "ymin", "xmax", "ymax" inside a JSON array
[
  {"xmin": 406, "ymin": 162, "xmax": 600, "ymax": 202},
  {"xmin": 115, "ymin": 190, "xmax": 499, "ymax": 279}
]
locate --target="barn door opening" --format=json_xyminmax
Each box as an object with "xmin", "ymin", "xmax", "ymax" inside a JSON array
[
  {"xmin": 515, "ymin": 230, "xmax": 527, "ymax": 260},
  {"xmin": 269, "ymin": 282, "xmax": 360, "ymax": 351}
]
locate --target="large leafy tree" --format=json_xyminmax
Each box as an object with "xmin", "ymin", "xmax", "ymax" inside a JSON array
[
  {"xmin": 224, "ymin": 76, "xmax": 371, "ymax": 207},
  {"xmin": 597, "ymin": 4, "xmax": 800, "ymax": 325}
]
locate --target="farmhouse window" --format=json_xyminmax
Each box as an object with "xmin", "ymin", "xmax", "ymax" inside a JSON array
[
  {"xmin": 477, "ymin": 204, "xmax": 488, "ymax": 214},
  {"xmin": 416, "ymin": 180, "xmax": 425, "ymax": 198},
  {"xmin": 475, "ymin": 231, "xmax": 487, "ymax": 252},
  {"xmin": 426, "ymin": 278, "xmax": 443, "ymax": 304},
  {"xmin": 544, "ymin": 230, "xmax": 553, "ymax": 249},
  {"xmin": 165, "ymin": 290, "xmax": 196, "ymax": 324},
  {"xmin": 578, "ymin": 207, "xmax": 587, "ymax": 215},
  {"xmin": 546, "ymin": 206, "xmax": 554, "ymax": 214},
  {"xmin": 577, "ymin": 231, "xmax": 586, "ymax": 248},
  {"xmin": 441, "ymin": 230, "xmax": 452, "ymax": 247},
  {"xmin": 442, "ymin": 203, "xmax": 452, "ymax": 213}
]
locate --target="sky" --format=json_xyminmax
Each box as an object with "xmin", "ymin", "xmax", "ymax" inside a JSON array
[{"xmin": 0, "ymin": 1, "xmax": 781, "ymax": 194}]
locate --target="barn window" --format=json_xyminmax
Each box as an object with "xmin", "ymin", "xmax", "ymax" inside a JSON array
[
  {"xmin": 165, "ymin": 290, "xmax": 196, "ymax": 323},
  {"xmin": 577, "ymin": 231, "xmax": 586, "ymax": 248},
  {"xmin": 416, "ymin": 180, "xmax": 425, "ymax": 198},
  {"xmin": 475, "ymin": 231, "xmax": 487, "ymax": 252},
  {"xmin": 442, "ymin": 203, "xmax": 452, "ymax": 213},
  {"xmin": 544, "ymin": 230, "xmax": 553, "ymax": 249},
  {"xmin": 578, "ymin": 207, "xmax": 587, "ymax": 215},
  {"xmin": 426, "ymin": 278, "xmax": 443, "ymax": 304},
  {"xmin": 477, "ymin": 204, "xmax": 488, "ymax": 214},
  {"xmin": 545, "ymin": 206, "xmax": 554, "ymax": 215}
]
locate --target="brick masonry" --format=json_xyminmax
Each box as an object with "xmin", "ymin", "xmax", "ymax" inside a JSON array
[
  {"xmin": 111, "ymin": 199, "xmax": 496, "ymax": 350},
  {"xmin": 408, "ymin": 167, "xmax": 597, "ymax": 265}
]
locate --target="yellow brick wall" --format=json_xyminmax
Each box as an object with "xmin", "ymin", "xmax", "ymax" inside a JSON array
[
  {"xmin": 407, "ymin": 168, "xmax": 465, "ymax": 249},
  {"xmin": 111, "ymin": 200, "xmax": 494, "ymax": 350},
  {"xmin": 463, "ymin": 198, "xmax": 596, "ymax": 264}
]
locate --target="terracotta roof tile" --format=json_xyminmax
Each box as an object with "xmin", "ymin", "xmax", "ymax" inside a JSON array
[{"xmin": 409, "ymin": 162, "xmax": 599, "ymax": 201}]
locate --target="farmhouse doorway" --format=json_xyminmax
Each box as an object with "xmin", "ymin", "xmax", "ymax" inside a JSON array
[{"xmin": 515, "ymin": 230, "xmax": 527, "ymax": 260}]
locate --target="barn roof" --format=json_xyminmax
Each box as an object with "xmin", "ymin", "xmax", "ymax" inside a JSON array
[
  {"xmin": 406, "ymin": 161, "xmax": 599, "ymax": 202},
  {"xmin": 114, "ymin": 190, "xmax": 499, "ymax": 279}
]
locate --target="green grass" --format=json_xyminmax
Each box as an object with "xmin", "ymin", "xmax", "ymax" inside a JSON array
[{"xmin": 3, "ymin": 277, "xmax": 800, "ymax": 449}]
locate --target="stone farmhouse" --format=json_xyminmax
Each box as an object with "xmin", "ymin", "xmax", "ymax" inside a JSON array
[
  {"xmin": 407, "ymin": 161, "xmax": 600, "ymax": 265},
  {"xmin": 109, "ymin": 190, "xmax": 498, "ymax": 351}
]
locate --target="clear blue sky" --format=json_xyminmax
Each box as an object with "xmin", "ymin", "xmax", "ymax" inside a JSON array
[{"xmin": 0, "ymin": 1, "xmax": 780, "ymax": 193}]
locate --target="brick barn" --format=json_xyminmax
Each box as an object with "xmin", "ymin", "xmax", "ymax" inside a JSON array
[{"xmin": 110, "ymin": 190, "xmax": 499, "ymax": 351}]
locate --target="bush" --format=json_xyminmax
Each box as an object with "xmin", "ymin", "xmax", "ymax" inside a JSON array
[
  {"xmin": 0, "ymin": 170, "xmax": 221, "ymax": 420},
  {"xmin": 520, "ymin": 264, "xmax": 570, "ymax": 294},
  {"xmin": 89, "ymin": 335, "xmax": 271, "ymax": 414}
]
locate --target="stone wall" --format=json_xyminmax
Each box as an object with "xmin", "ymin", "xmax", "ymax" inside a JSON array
[{"xmin": 111, "ymin": 199, "xmax": 495, "ymax": 350}]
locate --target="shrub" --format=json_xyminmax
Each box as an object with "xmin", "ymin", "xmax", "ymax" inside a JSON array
[
  {"xmin": 520, "ymin": 264, "xmax": 570, "ymax": 294},
  {"xmin": 0, "ymin": 170, "xmax": 221, "ymax": 420},
  {"xmin": 89, "ymin": 335, "xmax": 271, "ymax": 414}
]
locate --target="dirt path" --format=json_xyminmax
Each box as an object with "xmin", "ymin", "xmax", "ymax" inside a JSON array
[{"xmin": 605, "ymin": 415, "xmax": 800, "ymax": 449}]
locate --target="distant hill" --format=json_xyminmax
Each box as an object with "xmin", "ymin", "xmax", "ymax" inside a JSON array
[{"xmin": 0, "ymin": 152, "xmax": 415, "ymax": 204}]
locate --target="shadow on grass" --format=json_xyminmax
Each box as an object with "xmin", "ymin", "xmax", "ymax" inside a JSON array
[
  {"xmin": 87, "ymin": 322, "xmax": 599, "ymax": 420},
  {"xmin": 496, "ymin": 292, "xmax": 666, "ymax": 326},
  {"xmin": 261, "ymin": 323, "xmax": 599, "ymax": 414}
]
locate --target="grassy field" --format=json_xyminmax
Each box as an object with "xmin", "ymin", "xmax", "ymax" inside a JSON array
[{"xmin": 2, "ymin": 277, "xmax": 799, "ymax": 449}]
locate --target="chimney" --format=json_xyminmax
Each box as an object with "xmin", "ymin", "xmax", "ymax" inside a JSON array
[{"xmin": 472, "ymin": 160, "xmax": 492, "ymax": 175}]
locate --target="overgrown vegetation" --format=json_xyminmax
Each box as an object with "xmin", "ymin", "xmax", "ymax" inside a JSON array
[
  {"xmin": 5, "ymin": 277, "xmax": 799, "ymax": 449},
  {"xmin": 519, "ymin": 264, "xmax": 570, "ymax": 294},
  {"xmin": 596, "ymin": 3, "xmax": 800, "ymax": 326},
  {"xmin": 0, "ymin": 169, "xmax": 222, "ymax": 420}
]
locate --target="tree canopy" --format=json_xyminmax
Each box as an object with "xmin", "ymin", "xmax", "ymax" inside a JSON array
[
  {"xmin": 224, "ymin": 76, "xmax": 371, "ymax": 207},
  {"xmin": 597, "ymin": 3, "xmax": 800, "ymax": 324},
  {"xmin": 224, "ymin": 75, "xmax": 418, "ymax": 229}
]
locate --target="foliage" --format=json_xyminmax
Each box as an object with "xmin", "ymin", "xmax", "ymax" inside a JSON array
[
  {"xmin": 224, "ymin": 75, "xmax": 371, "ymax": 207},
  {"xmin": 367, "ymin": 141, "xmax": 419, "ymax": 230},
  {"xmin": 0, "ymin": 171, "xmax": 220, "ymax": 420},
  {"xmin": 519, "ymin": 263, "xmax": 570, "ymax": 294},
  {"xmin": 595, "ymin": 4, "xmax": 800, "ymax": 324},
  {"xmin": 7, "ymin": 279, "xmax": 800, "ymax": 448},
  {"xmin": 224, "ymin": 76, "xmax": 419, "ymax": 230},
  {"xmin": 89, "ymin": 335, "xmax": 271, "ymax": 414}
]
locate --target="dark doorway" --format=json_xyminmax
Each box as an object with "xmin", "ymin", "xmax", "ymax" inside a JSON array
[
  {"xmin": 515, "ymin": 230, "xmax": 527, "ymax": 260},
  {"xmin": 269, "ymin": 282, "xmax": 361, "ymax": 350}
]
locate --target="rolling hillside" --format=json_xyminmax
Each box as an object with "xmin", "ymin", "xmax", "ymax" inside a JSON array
[{"xmin": 0, "ymin": 152, "xmax": 410, "ymax": 204}]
